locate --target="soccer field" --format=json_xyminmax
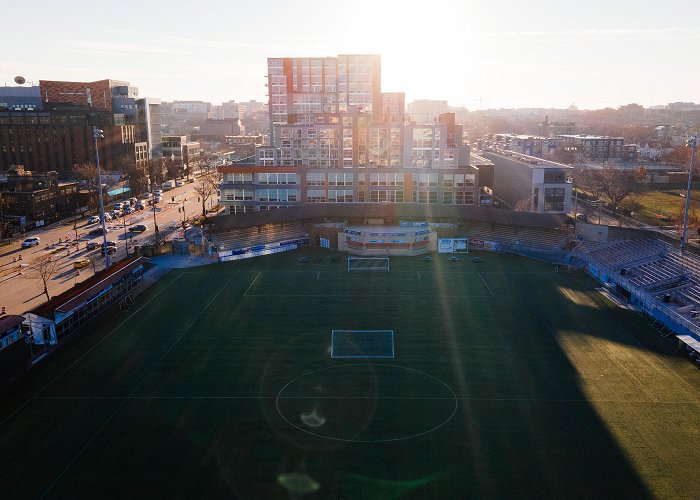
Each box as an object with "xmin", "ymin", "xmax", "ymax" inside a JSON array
[{"xmin": 1, "ymin": 249, "xmax": 699, "ymax": 498}]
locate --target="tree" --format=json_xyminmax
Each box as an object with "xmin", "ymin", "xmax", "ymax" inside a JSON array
[
  {"xmin": 72, "ymin": 162, "xmax": 119, "ymax": 212},
  {"xmin": 514, "ymin": 196, "xmax": 534, "ymax": 211},
  {"xmin": 574, "ymin": 164, "xmax": 641, "ymax": 213},
  {"xmin": 146, "ymin": 158, "xmax": 165, "ymax": 188},
  {"xmin": 674, "ymin": 199, "xmax": 700, "ymax": 238},
  {"xmin": 193, "ymin": 173, "xmax": 218, "ymax": 216},
  {"xmin": 665, "ymin": 145, "xmax": 692, "ymax": 168},
  {"xmin": 598, "ymin": 164, "xmax": 641, "ymax": 212},
  {"xmin": 114, "ymin": 155, "xmax": 148, "ymax": 197},
  {"xmin": 28, "ymin": 255, "xmax": 61, "ymax": 301},
  {"xmin": 574, "ymin": 166, "xmax": 605, "ymax": 201},
  {"xmin": 164, "ymin": 155, "xmax": 179, "ymax": 180}
]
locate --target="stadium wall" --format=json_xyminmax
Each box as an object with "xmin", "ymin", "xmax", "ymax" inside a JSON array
[{"xmin": 210, "ymin": 204, "xmax": 567, "ymax": 232}]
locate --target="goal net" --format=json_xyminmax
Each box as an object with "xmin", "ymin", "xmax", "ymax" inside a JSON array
[
  {"xmin": 330, "ymin": 330, "xmax": 395, "ymax": 359},
  {"xmin": 347, "ymin": 256, "xmax": 390, "ymax": 272}
]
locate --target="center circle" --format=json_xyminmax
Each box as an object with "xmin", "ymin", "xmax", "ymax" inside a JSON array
[{"xmin": 275, "ymin": 363, "xmax": 458, "ymax": 443}]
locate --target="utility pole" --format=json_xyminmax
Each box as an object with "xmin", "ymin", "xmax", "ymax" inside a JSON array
[
  {"xmin": 681, "ymin": 135, "xmax": 698, "ymax": 252},
  {"xmin": 94, "ymin": 126, "xmax": 110, "ymax": 270}
]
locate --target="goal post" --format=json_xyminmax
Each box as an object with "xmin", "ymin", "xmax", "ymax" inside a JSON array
[{"xmin": 347, "ymin": 256, "xmax": 390, "ymax": 272}]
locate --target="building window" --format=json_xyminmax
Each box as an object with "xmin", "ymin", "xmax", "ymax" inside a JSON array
[
  {"xmin": 306, "ymin": 173, "xmax": 325, "ymax": 186},
  {"xmin": 544, "ymin": 187, "xmax": 565, "ymax": 211},
  {"xmin": 307, "ymin": 189, "xmax": 326, "ymax": 203}
]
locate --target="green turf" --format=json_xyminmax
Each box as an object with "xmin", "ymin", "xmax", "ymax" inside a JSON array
[{"xmin": 1, "ymin": 249, "xmax": 699, "ymax": 498}]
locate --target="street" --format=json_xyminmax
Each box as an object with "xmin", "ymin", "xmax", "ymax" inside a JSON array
[{"xmin": 0, "ymin": 181, "xmax": 212, "ymax": 316}]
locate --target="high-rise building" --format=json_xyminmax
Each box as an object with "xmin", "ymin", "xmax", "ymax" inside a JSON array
[
  {"xmin": 219, "ymin": 54, "xmax": 477, "ymax": 215},
  {"xmin": 137, "ymin": 97, "xmax": 162, "ymax": 159}
]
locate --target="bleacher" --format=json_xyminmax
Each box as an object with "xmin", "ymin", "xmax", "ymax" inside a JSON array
[
  {"xmin": 464, "ymin": 222, "xmax": 569, "ymax": 250},
  {"xmin": 580, "ymin": 239, "xmax": 667, "ymax": 271},
  {"xmin": 578, "ymin": 238, "xmax": 700, "ymax": 342},
  {"xmin": 212, "ymin": 221, "xmax": 308, "ymax": 252}
]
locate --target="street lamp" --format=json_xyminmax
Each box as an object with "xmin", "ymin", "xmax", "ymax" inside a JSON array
[
  {"xmin": 152, "ymin": 203, "xmax": 159, "ymax": 247},
  {"xmin": 93, "ymin": 126, "xmax": 110, "ymax": 270},
  {"xmin": 179, "ymin": 198, "xmax": 187, "ymax": 231},
  {"xmin": 681, "ymin": 134, "xmax": 698, "ymax": 252}
]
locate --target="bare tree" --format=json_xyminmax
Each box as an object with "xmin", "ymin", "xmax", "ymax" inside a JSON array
[
  {"xmin": 598, "ymin": 164, "xmax": 642, "ymax": 212},
  {"xmin": 145, "ymin": 158, "xmax": 165, "ymax": 189},
  {"xmin": 72, "ymin": 162, "xmax": 119, "ymax": 212},
  {"xmin": 113, "ymin": 155, "xmax": 148, "ymax": 197},
  {"xmin": 574, "ymin": 164, "xmax": 642, "ymax": 213},
  {"xmin": 28, "ymin": 255, "xmax": 61, "ymax": 301},
  {"xmin": 674, "ymin": 200, "xmax": 700, "ymax": 238},
  {"xmin": 193, "ymin": 173, "xmax": 218, "ymax": 216},
  {"xmin": 514, "ymin": 197, "xmax": 534, "ymax": 212}
]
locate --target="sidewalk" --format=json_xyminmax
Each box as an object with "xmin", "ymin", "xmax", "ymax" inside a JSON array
[{"xmin": 135, "ymin": 253, "xmax": 217, "ymax": 292}]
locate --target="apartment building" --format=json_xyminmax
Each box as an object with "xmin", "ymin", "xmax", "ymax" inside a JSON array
[{"xmin": 219, "ymin": 54, "xmax": 475, "ymax": 215}]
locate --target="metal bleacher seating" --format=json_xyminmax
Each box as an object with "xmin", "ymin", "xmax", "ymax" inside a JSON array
[
  {"xmin": 464, "ymin": 222, "xmax": 568, "ymax": 250},
  {"xmin": 212, "ymin": 221, "xmax": 308, "ymax": 251}
]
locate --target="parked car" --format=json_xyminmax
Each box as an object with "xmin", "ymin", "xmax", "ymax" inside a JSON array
[
  {"xmin": 135, "ymin": 202, "xmax": 145, "ymax": 210},
  {"xmin": 87, "ymin": 215, "xmax": 100, "ymax": 224},
  {"xmin": 73, "ymin": 258, "xmax": 91, "ymax": 269},
  {"xmin": 123, "ymin": 206, "xmax": 133, "ymax": 215},
  {"xmin": 86, "ymin": 241, "xmax": 98, "ymax": 250},
  {"xmin": 101, "ymin": 241, "xmax": 117, "ymax": 256},
  {"xmin": 21, "ymin": 237, "xmax": 40, "ymax": 248},
  {"xmin": 154, "ymin": 195, "xmax": 162, "ymax": 203},
  {"xmin": 128, "ymin": 224, "xmax": 148, "ymax": 233},
  {"xmin": 175, "ymin": 180, "xmax": 184, "ymax": 187},
  {"xmin": 113, "ymin": 202, "xmax": 124, "ymax": 211}
]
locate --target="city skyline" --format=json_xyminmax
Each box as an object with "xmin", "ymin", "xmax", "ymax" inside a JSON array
[{"xmin": 1, "ymin": 0, "xmax": 699, "ymax": 110}]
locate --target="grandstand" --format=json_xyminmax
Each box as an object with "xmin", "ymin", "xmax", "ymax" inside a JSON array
[
  {"xmin": 464, "ymin": 221, "xmax": 569, "ymax": 250},
  {"xmin": 211, "ymin": 221, "xmax": 308, "ymax": 252},
  {"xmin": 577, "ymin": 238, "xmax": 700, "ymax": 350}
]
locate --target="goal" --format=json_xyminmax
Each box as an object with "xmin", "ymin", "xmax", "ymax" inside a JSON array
[
  {"xmin": 330, "ymin": 330, "xmax": 395, "ymax": 358},
  {"xmin": 347, "ymin": 256, "xmax": 390, "ymax": 272}
]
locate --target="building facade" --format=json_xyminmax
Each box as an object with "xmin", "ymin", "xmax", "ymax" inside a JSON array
[
  {"xmin": 219, "ymin": 54, "xmax": 476, "ymax": 215},
  {"xmin": 0, "ymin": 166, "xmax": 80, "ymax": 226},
  {"xmin": 483, "ymin": 152, "xmax": 572, "ymax": 214},
  {"xmin": 0, "ymin": 79, "xmax": 161, "ymax": 175},
  {"xmin": 0, "ymin": 108, "xmax": 139, "ymax": 177},
  {"xmin": 558, "ymin": 134, "xmax": 625, "ymax": 161}
]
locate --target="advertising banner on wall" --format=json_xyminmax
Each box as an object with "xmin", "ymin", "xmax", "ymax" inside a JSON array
[{"xmin": 438, "ymin": 238, "xmax": 469, "ymax": 253}]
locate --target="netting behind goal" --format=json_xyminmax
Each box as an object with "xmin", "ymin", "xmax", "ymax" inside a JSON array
[
  {"xmin": 347, "ymin": 257, "xmax": 390, "ymax": 272},
  {"xmin": 330, "ymin": 330, "xmax": 395, "ymax": 358}
]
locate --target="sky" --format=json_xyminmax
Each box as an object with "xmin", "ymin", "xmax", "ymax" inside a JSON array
[{"xmin": 1, "ymin": 0, "xmax": 699, "ymax": 110}]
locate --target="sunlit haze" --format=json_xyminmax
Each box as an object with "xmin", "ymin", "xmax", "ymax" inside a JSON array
[{"xmin": 2, "ymin": 0, "xmax": 699, "ymax": 109}]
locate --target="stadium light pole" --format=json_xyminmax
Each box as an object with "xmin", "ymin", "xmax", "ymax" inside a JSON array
[
  {"xmin": 93, "ymin": 126, "xmax": 111, "ymax": 270},
  {"xmin": 681, "ymin": 135, "xmax": 698, "ymax": 253}
]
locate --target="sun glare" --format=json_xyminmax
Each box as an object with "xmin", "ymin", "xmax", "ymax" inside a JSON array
[{"xmin": 331, "ymin": 0, "xmax": 476, "ymax": 104}]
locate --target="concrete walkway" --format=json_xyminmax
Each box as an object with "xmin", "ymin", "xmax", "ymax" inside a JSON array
[{"xmin": 135, "ymin": 253, "xmax": 218, "ymax": 292}]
